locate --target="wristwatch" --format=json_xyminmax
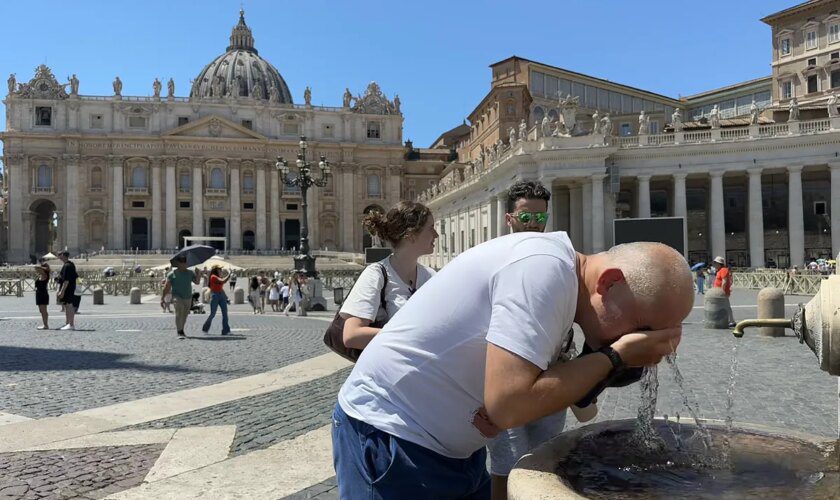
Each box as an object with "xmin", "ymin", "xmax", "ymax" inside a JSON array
[{"xmin": 597, "ymin": 345, "xmax": 625, "ymax": 376}]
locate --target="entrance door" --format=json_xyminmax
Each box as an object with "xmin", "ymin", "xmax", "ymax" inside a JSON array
[
  {"xmin": 178, "ymin": 230, "xmax": 192, "ymax": 249},
  {"xmin": 31, "ymin": 200, "xmax": 57, "ymax": 256},
  {"xmin": 208, "ymin": 218, "xmax": 227, "ymax": 251},
  {"xmin": 284, "ymin": 219, "xmax": 300, "ymax": 250},
  {"xmin": 130, "ymin": 218, "xmax": 149, "ymax": 250}
]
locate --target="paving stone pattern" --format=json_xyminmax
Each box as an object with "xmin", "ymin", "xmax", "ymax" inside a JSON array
[
  {"xmin": 125, "ymin": 367, "xmax": 352, "ymax": 456},
  {"xmin": 0, "ymin": 444, "xmax": 165, "ymax": 499},
  {"xmin": 283, "ymin": 477, "xmax": 338, "ymax": 499}
]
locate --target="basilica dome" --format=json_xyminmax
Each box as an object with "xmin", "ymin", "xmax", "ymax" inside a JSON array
[{"xmin": 190, "ymin": 10, "xmax": 293, "ymax": 104}]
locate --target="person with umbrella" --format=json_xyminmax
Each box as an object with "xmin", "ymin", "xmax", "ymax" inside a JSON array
[
  {"xmin": 691, "ymin": 262, "xmax": 706, "ymax": 295},
  {"xmin": 201, "ymin": 264, "xmax": 232, "ymax": 335},
  {"xmin": 160, "ymin": 245, "xmax": 212, "ymax": 338}
]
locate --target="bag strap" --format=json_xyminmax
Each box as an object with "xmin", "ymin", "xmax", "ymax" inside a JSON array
[{"xmin": 378, "ymin": 263, "xmax": 389, "ymax": 314}]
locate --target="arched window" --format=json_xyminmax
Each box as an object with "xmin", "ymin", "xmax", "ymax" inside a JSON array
[
  {"xmin": 547, "ymin": 109, "xmax": 559, "ymax": 122},
  {"xmin": 209, "ymin": 167, "xmax": 225, "ymax": 189},
  {"xmin": 532, "ymin": 106, "xmax": 545, "ymax": 125},
  {"xmin": 37, "ymin": 165, "xmax": 52, "ymax": 188},
  {"xmin": 131, "ymin": 166, "xmax": 148, "ymax": 188},
  {"xmin": 90, "ymin": 166, "xmax": 103, "ymax": 189},
  {"xmin": 367, "ymin": 174, "xmax": 381, "ymax": 198},
  {"xmin": 242, "ymin": 171, "xmax": 255, "ymax": 191},
  {"xmin": 179, "ymin": 169, "xmax": 191, "ymax": 191}
]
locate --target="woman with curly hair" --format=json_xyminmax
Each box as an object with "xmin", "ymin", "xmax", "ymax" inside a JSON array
[{"xmin": 339, "ymin": 201, "xmax": 438, "ymax": 350}]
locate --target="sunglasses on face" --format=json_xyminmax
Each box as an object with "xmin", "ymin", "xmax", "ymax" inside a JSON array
[{"xmin": 511, "ymin": 211, "xmax": 549, "ymax": 225}]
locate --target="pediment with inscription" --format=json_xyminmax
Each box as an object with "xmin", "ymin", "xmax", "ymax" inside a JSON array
[{"xmin": 163, "ymin": 115, "xmax": 266, "ymax": 140}]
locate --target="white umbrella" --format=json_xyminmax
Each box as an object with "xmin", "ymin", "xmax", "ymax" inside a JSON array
[
  {"xmin": 192, "ymin": 256, "xmax": 244, "ymax": 272},
  {"xmin": 41, "ymin": 252, "xmax": 57, "ymax": 260},
  {"xmin": 150, "ymin": 263, "xmax": 172, "ymax": 271}
]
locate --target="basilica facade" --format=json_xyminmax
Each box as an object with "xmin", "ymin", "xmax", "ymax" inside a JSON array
[{"xmin": 0, "ymin": 11, "xmax": 438, "ymax": 263}]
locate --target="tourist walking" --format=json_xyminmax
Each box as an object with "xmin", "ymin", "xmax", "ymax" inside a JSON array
[
  {"xmin": 248, "ymin": 275, "xmax": 262, "ymax": 314},
  {"xmin": 258, "ymin": 271, "xmax": 269, "ymax": 314},
  {"xmin": 283, "ymin": 273, "xmax": 307, "ymax": 316},
  {"xmin": 339, "ymin": 201, "xmax": 437, "ymax": 349},
  {"xmin": 201, "ymin": 265, "xmax": 231, "ymax": 335},
  {"xmin": 56, "ymin": 251, "xmax": 79, "ymax": 331},
  {"xmin": 229, "ymin": 271, "xmax": 237, "ymax": 292},
  {"xmin": 695, "ymin": 268, "xmax": 706, "ymax": 295},
  {"xmin": 160, "ymin": 255, "xmax": 201, "ymax": 338},
  {"xmin": 280, "ymin": 279, "xmax": 290, "ymax": 309},
  {"xmin": 34, "ymin": 259, "xmax": 50, "ymax": 330},
  {"xmin": 711, "ymin": 256, "xmax": 736, "ymax": 327},
  {"xmin": 268, "ymin": 279, "xmax": 280, "ymax": 312}
]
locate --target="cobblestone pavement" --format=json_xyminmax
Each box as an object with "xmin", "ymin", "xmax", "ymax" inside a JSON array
[
  {"xmin": 0, "ymin": 444, "xmax": 165, "ymax": 499},
  {"xmin": 0, "ymin": 295, "xmax": 333, "ymax": 418}
]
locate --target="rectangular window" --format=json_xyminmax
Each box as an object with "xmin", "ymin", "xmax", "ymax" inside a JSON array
[
  {"xmin": 620, "ymin": 123, "xmax": 631, "ymax": 136},
  {"xmin": 366, "ymin": 121, "xmax": 381, "ymax": 139},
  {"xmin": 808, "ymin": 74, "xmax": 818, "ymax": 94},
  {"xmin": 128, "ymin": 116, "xmax": 146, "ymax": 128},
  {"xmin": 460, "ymin": 231, "xmax": 465, "ymax": 252},
  {"xmin": 649, "ymin": 121, "xmax": 659, "ymax": 134},
  {"xmin": 322, "ymin": 123, "xmax": 334, "ymax": 138},
  {"xmin": 831, "ymin": 24, "xmax": 840, "ymax": 43},
  {"xmin": 815, "ymin": 201, "xmax": 827, "ymax": 216},
  {"xmin": 450, "ymin": 233, "xmax": 454, "ymax": 253},
  {"xmin": 781, "ymin": 38, "xmax": 791, "ymax": 55},
  {"xmin": 832, "ymin": 70, "xmax": 840, "ymax": 88},
  {"xmin": 597, "ymin": 88, "xmax": 609, "ymax": 109},
  {"xmin": 483, "ymin": 227, "xmax": 488, "ymax": 242},
  {"xmin": 131, "ymin": 201, "xmax": 145, "ymax": 208},
  {"xmin": 808, "ymin": 57, "xmax": 817, "ymax": 67},
  {"xmin": 243, "ymin": 202, "xmax": 254, "ymax": 210},
  {"xmin": 177, "ymin": 116, "xmax": 190, "ymax": 126},
  {"xmin": 806, "ymin": 30, "xmax": 817, "ymax": 50},
  {"xmin": 240, "ymin": 119, "xmax": 253, "ymax": 130},
  {"xmin": 89, "ymin": 114, "xmax": 104, "ymax": 129},
  {"xmin": 179, "ymin": 172, "xmax": 191, "ymax": 191},
  {"xmin": 781, "ymin": 81, "xmax": 793, "ymax": 99},
  {"xmin": 609, "ymin": 91, "xmax": 621, "ymax": 112},
  {"xmin": 833, "ymin": 51, "xmax": 840, "ymax": 60},
  {"xmin": 530, "ymin": 71, "xmax": 544, "ymax": 97},
  {"xmin": 283, "ymin": 122, "xmax": 298, "ymax": 135},
  {"xmin": 286, "ymin": 203, "xmax": 298, "ymax": 211},
  {"xmin": 35, "ymin": 106, "xmax": 52, "ymax": 126},
  {"xmin": 179, "ymin": 201, "xmax": 191, "ymax": 209},
  {"xmin": 545, "ymin": 75, "xmax": 558, "ymax": 99},
  {"xmin": 584, "ymin": 85, "xmax": 597, "ymax": 107}
]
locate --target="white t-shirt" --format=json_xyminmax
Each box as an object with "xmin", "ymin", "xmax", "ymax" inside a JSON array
[
  {"xmin": 338, "ymin": 232, "xmax": 578, "ymax": 459},
  {"xmin": 339, "ymin": 257, "xmax": 435, "ymax": 323},
  {"xmin": 268, "ymin": 284, "xmax": 280, "ymax": 301},
  {"xmin": 280, "ymin": 285, "xmax": 290, "ymax": 298}
]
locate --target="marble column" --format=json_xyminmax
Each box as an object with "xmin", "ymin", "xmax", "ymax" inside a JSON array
[
  {"xmin": 569, "ymin": 184, "xmax": 582, "ymax": 250},
  {"xmin": 192, "ymin": 160, "xmax": 204, "ymax": 238},
  {"xmin": 542, "ymin": 178, "xmax": 556, "ymax": 232},
  {"xmin": 489, "ymin": 196, "xmax": 499, "ymax": 238},
  {"xmin": 788, "ymin": 165, "xmax": 805, "ymax": 267},
  {"xmin": 342, "ymin": 167, "xmax": 355, "ymax": 251},
  {"xmin": 229, "ymin": 160, "xmax": 241, "ymax": 250},
  {"xmin": 709, "ymin": 171, "xmax": 726, "ymax": 260},
  {"xmin": 270, "ymin": 168, "xmax": 280, "ymax": 249},
  {"xmin": 6, "ymin": 155, "xmax": 25, "ymax": 260},
  {"xmin": 111, "ymin": 156, "xmax": 124, "ymax": 249},
  {"xmin": 591, "ymin": 174, "xmax": 606, "ymax": 252},
  {"xmin": 673, "ymin": 173, "xmax": 687, "ymax": 219},
  {"xmin": 496, "ymin": 192, "xmax": 507, "ymax": 237},
  {"xmin": 747, "ymin": 168, "xmax": 765, "ymax": 267},
  {"xmin": 582, "ymin": 179, "xmax": 592, "ymax": 253},
  {"xmin": 637, "ymin": 174, "xmax": 651, "ymax": 218},
  {"xmin": 604, "ymin": 188, "xmax": 616, "ymax": 248},
  {"xmin": 831, "ymin": 163, "xmax": 840, "ymax": 258},
  {"xmin": 151, "ymin": 158, "xmax": 162, "ymax": 249},
  {"xmin": 63, "ymin": 154, "xmax": 80, "ymax": 253},
  {"xmin": 255, "ymin": 162, "xmax": 267, "ymax": 250},
  {"xmin": 164, "ymin": 157, "xmax": 176, "ymax": 249}
]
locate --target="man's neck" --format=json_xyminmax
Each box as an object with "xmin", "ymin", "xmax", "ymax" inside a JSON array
[{"xmin": 573, "ymin": 252, "xmax": 599, "ymax": 340}]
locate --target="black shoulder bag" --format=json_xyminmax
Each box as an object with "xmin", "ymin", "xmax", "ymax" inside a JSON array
[{"xmin": 323, "ymin": 264, "xmax": 389, "ymax": 362}]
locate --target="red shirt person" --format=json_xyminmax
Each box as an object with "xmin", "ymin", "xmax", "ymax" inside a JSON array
[{"xmin": 712, "ymin": 255, "xmax": 736, "ymax": 327}]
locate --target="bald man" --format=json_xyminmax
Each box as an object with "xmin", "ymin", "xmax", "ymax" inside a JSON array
[{"xmin": 332, "ymin": 232, "xmax": 694, "ymax": 498}]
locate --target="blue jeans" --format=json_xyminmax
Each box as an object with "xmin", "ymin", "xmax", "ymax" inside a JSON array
[
  {"xmin": 331, "ymin": 404, "xmax": 490, "ymax": 499},
  {"xmin": 202, "ymin": 291, "xmax": 230, "ymax": 334}
]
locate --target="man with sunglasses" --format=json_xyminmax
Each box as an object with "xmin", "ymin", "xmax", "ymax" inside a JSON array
[{"xmin": 505, "ymin": 180, "xmax": 551, "ymax": 233}]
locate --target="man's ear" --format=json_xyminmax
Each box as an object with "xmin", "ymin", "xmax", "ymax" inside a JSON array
[
  {"xmin": 595, "ymin": 268, "xmax": 625, "ymax": 295},
  {"xmin": 504, "ymin": 213, "xmax": 513, "ymax": 228}
]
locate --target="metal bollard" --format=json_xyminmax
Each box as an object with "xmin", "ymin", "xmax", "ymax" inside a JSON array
[
  {"xmin": 129, "ymin": 287, "xmax": 141, "ymax": 305},
  {"xmin": 757, "ymin": 287, "xmax": 785, "ymax": 337},
  {"xmin": 703, "ymin": 287, "xmax": 730, "ymax": 329},
  {"xmin": 233, "ymin": 287, "xmax": 245, "ymax": 304},
  {"xmin": 92, "ymin": 286, "xmax": 104, "ymax": 305}
]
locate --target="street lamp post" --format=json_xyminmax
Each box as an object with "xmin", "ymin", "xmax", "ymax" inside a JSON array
[{"xmin": 275, "ymin": 136, "xmax": 330, "ymax": 277}]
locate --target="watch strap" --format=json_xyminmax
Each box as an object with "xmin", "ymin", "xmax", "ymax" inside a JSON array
[{"xmin": 597, "ymin": 345, "xmax": 625, "ymax": 372}]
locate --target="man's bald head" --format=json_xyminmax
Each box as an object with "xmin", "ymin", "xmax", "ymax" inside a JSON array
[{"xmin": 575, "ymin": 242, "xmax": 694, "ymax": 347}]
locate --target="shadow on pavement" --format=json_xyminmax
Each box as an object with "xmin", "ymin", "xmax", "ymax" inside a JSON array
[
  {"xmin": 0, "ymin": 346, "xmax": 211, "ymax": 373},
  {"xmin": 186, "ymin": 335, "xmax": 247, "ymax": 341}
]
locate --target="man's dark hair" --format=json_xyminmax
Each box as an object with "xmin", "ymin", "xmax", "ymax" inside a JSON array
[
  {"xmin": 60, "ymin": 251, "xmax": 70, "ymax": 258},
  {"xmin": 507, "ymin": 180, "xmax": 551, "ymax": 212}
]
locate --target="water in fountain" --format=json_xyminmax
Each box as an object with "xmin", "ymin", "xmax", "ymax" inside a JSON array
[
  {"xmin": 723, "ymin": 339, "xmax": 741, "ymax": 463},
  {"xmin": 664, "ymin": 352, "xmax": 713, "ymax": 451},
  {"xmin": 631, "ymin": 366, "xmax": 665, "ymax": 451}
]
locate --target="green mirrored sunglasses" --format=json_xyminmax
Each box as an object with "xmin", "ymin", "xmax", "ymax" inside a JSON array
[{"xmin": 513, "ymin": 211, "xmax": 549, "ymax": 224}]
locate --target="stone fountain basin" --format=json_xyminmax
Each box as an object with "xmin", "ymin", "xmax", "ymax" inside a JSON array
[{"xmin": 508, "ymin": 418, "xmax": 838, "ymax": 500}]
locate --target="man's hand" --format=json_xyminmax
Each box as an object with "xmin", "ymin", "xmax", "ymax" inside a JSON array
[
  {"xmin": 610, "ymin": 327, "xmax": 682, "ymax": 367},
  {"xmin": 57, "ymin": 291, "xmax": 64, "ymax": 300}
]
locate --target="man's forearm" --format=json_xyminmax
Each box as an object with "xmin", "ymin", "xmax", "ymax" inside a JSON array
[{"xmin": 490, "ymin": 353, "xmax": 612, "ymax": 429}]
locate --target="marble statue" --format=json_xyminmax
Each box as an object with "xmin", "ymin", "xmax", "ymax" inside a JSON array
[
  {"xmin": 343, "ymin": 88, "xmax": 352, "ymax": 107},
  {"xmin": 113, "ymin": 76, "xmax": 122, "ymax": 96},
  {"xmin": 252, "ymin": 78, "xmax": 264, "ymax": 100},
  {"xmin": 535, "ymin": 119, "xmax": 543, "ymax": 139},
  {"xmin": 479, "ymin": 144, "xmax": 486, "ymax": 165},
  {"xmin": 509, "ymin": 126, "xmax": 517, "ymax": 145},
  {"xmin": 153, "ymin": 78, "xmax": 162, "ymax": 98},
  {"xmin": 304, "ymin": 86, "xmax": 312, "ymax": 105},
  {"xmin": 591, "ymin": 110, "xmax": 600, "ymax": 135},
  {"xmin": 212, "ymin": 75, "xmax": 224, "ymax": 98},
  {"xmin": 496, "ymin": 138, "xmax": 504, "ymax": 153},
  {"xmin": 709, "ymin": 104, "xmax": 720, "ymax": 129},
  {"xmin": 749, "ymin": 99, "xmax": 760, "ymax": 124},
  {"xmin": 557, "ymin": 93, "xmax": 579, "ymax": 135},
  {"xmin": 518, "ymin": 118, "xmax": 527, "ymax": 141},
  {"xmin": 7, "ymin": 73, "xmax": 15, "ymax": 94},
  {"xmin": 600, "ymin": 113, "xmax": 613, "ymax": 136},
  {"xmin": 167, "ymin": 78, "xmax": 175, "ymax": 98},
  {"xmin": 672, "ymin": 108, "xmax": 683, "ymax": 132},
  {"xmin": 269, "ymin": 83, "xmax": 280, "ymax": 103},
  {"xmin": 68, "ymin": 74, "xmax": 79, "ymax": 96},
  {"xmin": 393, "ymin": 94, "xmax": 401, "ymax": 113},
  {"xmin": 788, "ymin": 97, "xmax": 800, "ymax": 122},
  {"xmin": 638, "ymin": 110, "xmax": 649, "ymax": 135},
  {"xmin": 828, "ymin": 94, "xmax": 839, "ymax": 118},
  {"xmin": 541, "ymin": 115, "xmax": 552, "ymax": 138}
]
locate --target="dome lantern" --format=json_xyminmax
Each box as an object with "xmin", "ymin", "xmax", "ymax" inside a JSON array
[{"xmin": 227, "ymin": 8, "xmax": 257, "ymax": 54}]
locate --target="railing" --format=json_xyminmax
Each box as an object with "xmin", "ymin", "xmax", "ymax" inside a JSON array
[
  {"xmin": 800, "ymin": 118, "xmax": 830, "ymax": 134},
  {"xmin": 125, "ymin": 187, "xmax": 149, "ymax": 195},
  {"xmin": 683, "ymin": 131, "xmax": 711, "ymax": 143},
  {"xmin": 732, "ymin": 270, "xmax": 826, "ymax": 295},
  {"xmin": 617, "ymin": 136, "xmax": 638, "ymax": 147},
  {"xmin": 0, "ymin": 280, "xmax": 23, "ymax": 297},
  {"xmin": 759, "ymin": 123, "xmax": 789, "ymax": 136},
  {"xmin": 31, "ymin": 186, "xmax": 54, "ymax": 194},
  {"xmin": 205, "ymin": 188, "xmax": 227, "ymax": 196},
  {"xmin": 646, "ymin": 133, "xmax": 675, "ymax": 146},
  {"xmin": 721, "ymin": 127, "xmax": 750, "ymax": 140}
]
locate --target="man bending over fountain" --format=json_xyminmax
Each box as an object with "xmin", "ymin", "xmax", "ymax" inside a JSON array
[{"xmin": 331, "ymin": 234, "xmax": 695, "ymax": 499}]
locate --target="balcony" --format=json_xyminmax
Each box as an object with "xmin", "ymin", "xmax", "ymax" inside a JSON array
[
  {"xmin": 125, "ymin": 187, "xmax": 149, "ymax": 196},
  {"xmin": 31, "ymin": 186, "xmax": 54, "ymax": 195},
  {"xmin": 205, "ymin": 188, "xmax": 227, "ymax": 197}
]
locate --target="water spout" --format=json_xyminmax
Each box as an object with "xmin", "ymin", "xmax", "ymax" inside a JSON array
[{"xmin": 731, "ymin": 318, "xmax": 794, "ymax": 338}]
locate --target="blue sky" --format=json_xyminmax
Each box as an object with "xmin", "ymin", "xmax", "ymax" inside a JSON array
[{"xmin": 1, "ymin": 0, "xmax": 792, "ymax": 157}]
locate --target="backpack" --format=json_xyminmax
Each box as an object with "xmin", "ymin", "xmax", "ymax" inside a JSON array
[{"xmin": 323, "ymin": 263, "xmax": 388, "ymax": 362}]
